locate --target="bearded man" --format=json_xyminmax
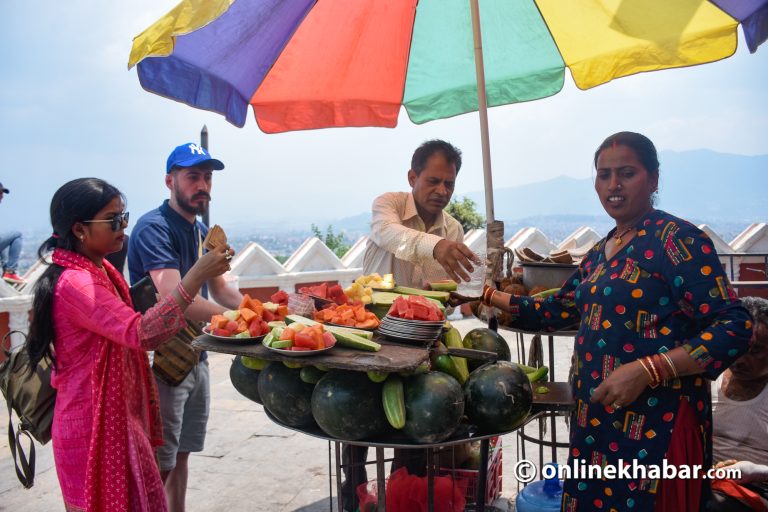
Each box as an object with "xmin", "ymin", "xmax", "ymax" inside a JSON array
[{"xmin": 128, "ymin": 142, "xmax": 242, "ymax": 512}]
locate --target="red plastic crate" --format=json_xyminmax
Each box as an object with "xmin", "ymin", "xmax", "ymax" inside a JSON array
[{"xmin": 438, "ymin": 438, "xmax": 503, "ymax": 506}]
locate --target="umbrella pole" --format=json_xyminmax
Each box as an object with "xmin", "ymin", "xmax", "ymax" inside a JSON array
[
  {"xmin": 470, "ymin": 0, "xmax": 507, "ymax": 291},
  {"xmin": 469, "ymin": 0, "xmax": 495, "ymax": 225}
]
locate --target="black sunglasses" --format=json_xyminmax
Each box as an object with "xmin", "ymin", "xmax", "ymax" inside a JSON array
[{"xmin": 83, "ymin": 212, "xmax": 130, "ymax": 231}]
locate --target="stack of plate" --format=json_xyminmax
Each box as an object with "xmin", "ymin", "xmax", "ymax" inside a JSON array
[{"xmin": 376, "ymin": 315, "xmax": 445, "ymax": 345}]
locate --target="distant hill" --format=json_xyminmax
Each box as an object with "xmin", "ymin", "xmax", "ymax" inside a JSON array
[{"xmin": 466, "ymin": 150, "xmax": 768, "ymax": 223}]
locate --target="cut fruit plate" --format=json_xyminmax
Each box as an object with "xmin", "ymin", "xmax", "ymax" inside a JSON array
[
  {"xmin": 261, "ymin": 337, "xmax": 334, "ymax": 357},
  {"xmin": 202, "ymin": 325, "xmax": 266, "ymax": 345}
]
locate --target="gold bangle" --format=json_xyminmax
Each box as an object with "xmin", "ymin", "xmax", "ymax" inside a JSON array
[
  {"xmin": 637, "ymin": 358, "xmax": 656, "ymax": 387},
  {"xmin": 660, "ymin": 352, "xmax": 678, "ymax": 378},
  {"xmin": 645, "ymin": 356, "xmax": 661, "ymax": 386}
]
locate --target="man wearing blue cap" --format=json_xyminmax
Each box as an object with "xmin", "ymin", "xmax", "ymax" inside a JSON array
[{"xmin": 128, "ymin": 143, "xmax": 242, "ymax": 512}]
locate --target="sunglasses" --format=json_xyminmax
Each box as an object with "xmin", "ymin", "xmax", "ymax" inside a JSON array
[{"xmin": 82, "ymin": 212, "xmax": 130, "ymax": 231}]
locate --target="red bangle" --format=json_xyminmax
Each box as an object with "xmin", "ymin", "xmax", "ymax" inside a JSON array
[
  {"xmin": 176, "ymin": 282, "xmax": 194, "ymax": 304},
  {"xmin": 644, "ymin": 356, "xmax": 661, "ymax": 387}
]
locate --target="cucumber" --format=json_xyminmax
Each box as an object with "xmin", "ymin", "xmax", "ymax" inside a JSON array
[
  {"xmin": 392, "ymin": 286, "xmax": 450, "ymax": 303},
  {"xmin": 262, "ymin": 331, "xmax": 276, "ymax": 346},
  {"xmin": 300, "ymin": 366, "xmax": 325, "ymax": 384},
  {"xmin": 527, "ymin": 366, "xmax": 549, "ymax": 383},
  {"xmin": 428, "ymin": 280, "xmax": 458, "ymax": 292},
  {"xmin": 283, "ymin": 360, "xmax": 302, "ymax": 369},
  {"xmin": 267, "ymin": 321, "xmax": 287, "ymax": 330},
  {"xmin": 433, "ymin": 354, "xmax": 467, "ymax": 385},
  {"xmin": 382, "ymin": 376, "xmax": 406, "ymax": 429},
  {"xmin": 367, "ymin": 370, "xmax": 389, "ymax": 383},
  {"xmin": 514, "ymin": 363, "xmax": 539, "ymax": 374},
  {"xmin": 285, "ymin": 315, "xmax": 374, "ymax": 339},
  {"xmin": 443, "ymin": 327, "xmax": 470, "ymax": 384},
  {"xmin": 531, "ymin": 288, "xmax": 560, "ymax": 299},
  {"xmin": 271, "ymin": 339, "xmax": 293, "ymax": 349}
]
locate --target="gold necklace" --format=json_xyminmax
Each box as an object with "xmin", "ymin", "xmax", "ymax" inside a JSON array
[{"xmin": 613, "ymin": 226, "xmax": 635, "ymax": 246}]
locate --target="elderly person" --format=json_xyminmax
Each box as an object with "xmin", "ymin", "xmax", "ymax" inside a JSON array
[
  {"xmin": 478, "ymin": 132, "xmax": 752, "ymax": 511},
  {"xmin": 707, "ymin": 296, "xmax": 768, "ymax": 511}
]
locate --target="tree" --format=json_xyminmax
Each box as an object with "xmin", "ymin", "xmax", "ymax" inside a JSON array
[
  {"xmin": 311, "ymin": 224, "xmax": 351, "ymax": 259},
  {"xmin": 445, "ymin": 196, "xmax": 485, "ymax": 231}
]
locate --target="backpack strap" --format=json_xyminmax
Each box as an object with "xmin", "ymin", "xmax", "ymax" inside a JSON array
[{"xmin": 6, "ymin": 394, "xmax": 36, "ymax": 488}]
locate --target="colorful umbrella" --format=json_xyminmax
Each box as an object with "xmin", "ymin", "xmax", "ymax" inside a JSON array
[
  {"xmin": 129, "ymin": 0, "xmax": 765, "ymax": 132},
  {"xmin": 128, "ymin": 0, "xmax": 765, "ymax": 233}
]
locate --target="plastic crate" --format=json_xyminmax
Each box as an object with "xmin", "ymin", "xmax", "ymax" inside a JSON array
[{"xmin": 438, "ymin": 438, "xmax": 503, "ymax": 506}]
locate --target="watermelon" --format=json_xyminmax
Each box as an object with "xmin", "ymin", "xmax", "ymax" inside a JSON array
[
  {"xmin": 462, "ymin": 328, "xmax": 511, "ymax": 371},
  {"xmin": 257, "ymin": 362, "xmax": 316, "ymax": 428},
  {"xmin": 271, "ymin": 290, "xmax": 289, "ymax": 306},
  {"xmin": 311, "ymin": 371, "xmax": 388, "ymax": 441},
  {"xmin": 464, "ymin": 361, "xmax": 532, "ymax": 433},
  {"xmin": 229, "ymin": 356, "xmax": 262, "ymax": 405},
  {"xmin": 402, "ymin": 372, "xmax": 464, "ymax": 444}
]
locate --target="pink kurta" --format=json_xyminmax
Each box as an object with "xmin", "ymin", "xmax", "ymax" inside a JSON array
[{"xmin": 50, "ymin": 249, "xmax": 186, "ymax": 512}]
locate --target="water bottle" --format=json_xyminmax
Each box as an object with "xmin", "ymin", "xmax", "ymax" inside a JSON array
[{"xmin": 515, "ymin": 464, "xmax": 563, "ymax": 512}]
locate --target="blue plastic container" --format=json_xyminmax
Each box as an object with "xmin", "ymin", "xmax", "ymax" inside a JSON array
[{"xmin": 515, "ymin": 468, "xmax": 563, "ymax": 512}]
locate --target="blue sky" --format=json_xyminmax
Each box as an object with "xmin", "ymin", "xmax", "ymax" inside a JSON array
[{"xmin": 1, "ymin": 1, "xmax": 767, "ymax": 232}]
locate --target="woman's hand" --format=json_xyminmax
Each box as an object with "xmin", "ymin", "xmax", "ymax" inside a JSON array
[
  {"xmin": 182, "ymin": 245, "xmax": 233, "ymax": 296},
  {"xmin": 590, "ymin": 360, "xmax": 651, "ymax": 409}
]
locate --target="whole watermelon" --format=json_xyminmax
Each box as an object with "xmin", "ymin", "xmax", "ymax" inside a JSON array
[
  {"xmin": 311, "ymin": 371, "xmax": 387, "ymax": 441},
  {"xmin": 464, "ymin": 361, "xmax": 532, "ymax": 433},
  {"xmin": 402, "ymin": 372, "xmax": 464, "ymax": 444},
  {"xmin": 229, "ymin": 356, "xmax": 262, "ymax": 404},
  {"xmin": 257, "ymin": 362, "xmax": 316, "ymax": 428},
  {"xmin": 462, "ymin": 328, "xmax": 511, "ymax": 371}
]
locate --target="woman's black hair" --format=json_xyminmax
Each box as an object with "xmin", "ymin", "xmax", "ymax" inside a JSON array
[
  {"xmin": 593, "ymin": 131, "xmax": 660, "ymax": 176},
  {"xmin": 26, "ymin": 178, "xmax": 124, "ymax": 369},
  {"xmin": 593, "ymin": 131, "xmax": 660, "ymax": 205}
]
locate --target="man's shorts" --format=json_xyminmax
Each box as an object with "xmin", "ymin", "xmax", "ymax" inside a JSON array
[{"xmin": 155, "ymin": 360, "xmax": 210, "ymax": 471}]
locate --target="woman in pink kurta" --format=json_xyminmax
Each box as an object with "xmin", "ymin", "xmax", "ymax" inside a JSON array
[{"xmin": 25, "ymin": 178, "xmax": 232, "ymax": 512}]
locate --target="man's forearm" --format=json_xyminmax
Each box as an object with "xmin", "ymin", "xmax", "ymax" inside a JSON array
[{"xmin": 183, "ymin": 296, "xmax": 226, "ymax": 324}]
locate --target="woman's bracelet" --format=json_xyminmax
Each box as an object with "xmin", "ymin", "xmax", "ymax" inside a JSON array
[
  {"xmin": 482, "ymin": 286, "xmax": 496, "ymax": 306},
  {"xmin": 659, "ymin": 352, "xmax": 678, "ymax": 379},
  {"xmin": 176, "ymin": 282, "xmax": 195, "ymax": 305},
  {"xmin": 637, "ymin": 358, "xmax": 657, "ymax": 388}
]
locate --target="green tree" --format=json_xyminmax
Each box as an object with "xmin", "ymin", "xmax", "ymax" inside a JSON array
[
  {"xmin": 311, "ymin": 224, "xmax": 351, "ymax": 259},
  {"xmin": 445, "ymin": 196, "xmax": 485, "ymax": 231}
]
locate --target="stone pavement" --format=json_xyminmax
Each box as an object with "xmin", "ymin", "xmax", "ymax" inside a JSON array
[{"xmin": 1, "ymin": 319, "xmax": 575, "ymax": 511}]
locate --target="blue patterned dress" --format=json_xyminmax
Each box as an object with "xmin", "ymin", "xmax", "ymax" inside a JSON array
[{"xmin": 508, "ymin": 210, "xmax": 752, "ymax": 511}]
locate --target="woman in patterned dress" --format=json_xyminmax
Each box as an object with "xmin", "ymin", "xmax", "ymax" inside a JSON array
[
  {"xmin": 482, "ymin": 132, "xmax": 753, "ymax": 511},
  {"xmin": 25, "ymin": 178, "xmax": 232, "ymax": 512}
]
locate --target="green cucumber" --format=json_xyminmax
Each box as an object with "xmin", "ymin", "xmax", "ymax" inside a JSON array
[
  {"xmin": 283, "ymin": 360, "xmax": 302, "ymax": 369},
  {"xmin": 535, "ymin": 385, "xmax": 550, "ymax": 394},
  {"xmin": 392, "ymin": 286, "xmax": 450, "ymax": 303},
  {"xmin": 382, "ymin": 376, "xmax": 406, "ymax": 429},
  {"xmin": 267, "ymin": 321, "xmax": 287, "ymax": 329},
  {"xmin": 443, "ymin": 327, "xmax": 470, "ymax": 384},
  {"xmin": 428, "ymin": 280, "xmax": 458, "ymax": 292},
  {"xmin": 514, "ymin": 363, "xmax": 539, "ymax": 374},
  {"xmin": 367, "ymin": 370, "xmax": 389, "ymax": 383},
  {"xmin": 527, "ymin": 366, "xmax": 549, "ymax": 383},
  {"xmin": 262, "ymin": 331, "xmax": 276, "ymax": 346},
  {"xmin": 300, "ymin": 366, "xmax": 325, "ymax": 384},
  {"xmin": 271, "ymin": 339, "xmax": 293, "ymax": 349},
  {"xmin": 241, "ymin": 356, "xmax": 268, "ymax": 370},
  {"xmin": 332, "ymin": 330, "xmax": 381, "ymax": 352},
  {"xmin": 434, "ymin": 354, "xmax": 466, "ymax": 385}
]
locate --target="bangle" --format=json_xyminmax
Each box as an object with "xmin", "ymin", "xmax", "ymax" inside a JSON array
[
  {"xmin": 637, "ymin": 358, "xmax": 656, "ymax": 387},
  {"xmin": 645, "ymin": 356, "xmax": 661, "ymax": 387},
  {"xmin": 660, "ymin": 352, "xmax": 678, "ymax": 379},
  {"xmin": 176, "ymin": 282, "xmax": 195, "ymax": 305},
  {"xmin": 482, "ymin": 287, "xmax": 496, "ymax": 306}
]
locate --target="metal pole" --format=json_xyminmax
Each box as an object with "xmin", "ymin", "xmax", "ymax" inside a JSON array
[
  {"xmin": 200, "ymin": 125, "xmax": 210, "ymax": 227},
  {"xmin": 469, "ymin": 0, "xmax": 495, "ymax": 224}
]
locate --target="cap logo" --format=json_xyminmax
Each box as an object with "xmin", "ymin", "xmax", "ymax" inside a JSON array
[{"xmin": 188, "ymin": 143, "xmax": 206, "ymax": 155}]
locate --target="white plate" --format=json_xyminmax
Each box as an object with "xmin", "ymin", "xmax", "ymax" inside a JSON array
[{"xmin": 203, "ymin": 325, "xmax": 265, "ymax": 345}]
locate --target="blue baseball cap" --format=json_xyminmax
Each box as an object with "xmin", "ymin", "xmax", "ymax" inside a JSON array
[{"xmin": 166, "ymin": 143, "xmax": 225, "ymax": 173}]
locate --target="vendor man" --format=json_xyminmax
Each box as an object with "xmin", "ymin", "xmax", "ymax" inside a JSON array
[
  {"xmin": 342, "ymin": 139, "xmax": 478, "ymax": 510},
  {"xmin": 363, "ymin": 138, "xmax": 477, "ymax": 286}
]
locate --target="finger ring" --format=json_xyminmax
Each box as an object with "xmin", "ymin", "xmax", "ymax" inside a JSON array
[{"xmin": 611, "ymin": 402, "xmax": 622, "ymax": 410}]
